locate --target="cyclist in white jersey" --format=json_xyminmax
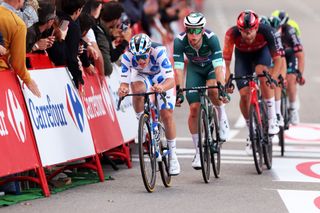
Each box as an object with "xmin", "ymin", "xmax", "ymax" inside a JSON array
[{"xmin": 118, "ymin": 33, "xmax": 180, "ymax": 175}]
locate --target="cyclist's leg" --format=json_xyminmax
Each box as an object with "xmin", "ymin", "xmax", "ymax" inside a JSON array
[
  {"xmin": 234, "ymin": 49, "xmax": 254, "ymax": 126},
  {"xmin": 153, "ymin": 74, "xmax": 180, "ymax": 174},
  {"xmin": 285, "ymin": 50, "xmax": 300, "ymax": 124},
  {"xmin": 206, "ymin": 66, "xmax": 230, "ymax": 140},
  {"xmin": 185, "ymin": 63, "xmax": 205, "ymax": 167},
  {"xmin": 255, "ymin": 46, "xmax": 279, "ymax": 134},
  {"xmin": 271, "ymin": 57, "xmax": 287, "ymax": 126},
  {"xmin": 131, "ymin": 71, "xmax": 150, "ymax": 118}
]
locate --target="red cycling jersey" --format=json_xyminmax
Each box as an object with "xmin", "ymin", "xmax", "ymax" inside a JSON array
[{"xmin": 223, "ymin": 24, "xmax": 282, "ymax": 61}]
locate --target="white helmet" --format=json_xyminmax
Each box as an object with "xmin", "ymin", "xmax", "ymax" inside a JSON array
[
  {"xmin": 184, "ymin": 12, "xmax": 206, "ymax": 28},
  {"xmin": 129, "ymin": 33, "xmax": 152, "ymax": 55}
]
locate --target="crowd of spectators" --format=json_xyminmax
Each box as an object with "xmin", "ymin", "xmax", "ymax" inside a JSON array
[{"xmin": 0, "ymin": 0, "xmax": 197, "ymax": 90}]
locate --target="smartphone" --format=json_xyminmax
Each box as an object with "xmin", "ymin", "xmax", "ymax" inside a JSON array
[{"xmin": 59, "ymin": 20, "xmax": 69, "ymax": 31}]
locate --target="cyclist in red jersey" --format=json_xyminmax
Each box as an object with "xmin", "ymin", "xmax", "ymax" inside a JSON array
[{"xmin": 223, "ymin": 10, "xmax": 282, "ymax": 135}]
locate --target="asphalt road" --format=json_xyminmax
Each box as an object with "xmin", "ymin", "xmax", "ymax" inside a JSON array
[{"xmin": 2, "ymin": 0, "xmax": 320, "ymax": 213}]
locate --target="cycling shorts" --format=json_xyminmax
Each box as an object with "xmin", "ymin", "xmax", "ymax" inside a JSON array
[
  {"xmin": 131, "ymin": 69, "xmax": 175, "ymax": 110},
  {"xmin": 185, "ymin": 62, "xmax": 216, "ymax": 104},
  {"xmin": 234, "ymin": 46, "xmax": 272, "ymax": 90}
]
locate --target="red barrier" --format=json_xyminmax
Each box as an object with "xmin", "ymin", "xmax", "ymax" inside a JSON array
[
  {"xmin": 81, "ymin": 73, "xmax": 124, "ymax": 153},
  {"xmin": 0, "ymin": 70, "xmax": 49, "ymax": 196},
  {"xmin": 26, "ymin": 53, "xmax": 54, "ymax": 70}
]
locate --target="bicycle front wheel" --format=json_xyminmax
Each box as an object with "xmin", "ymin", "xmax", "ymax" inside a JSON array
[
  {"xmin": 249, "ymin": 105, "xmax": 263, "ymax": 174},
  {"xmin": 198, "ymin": 107, "xmax": 211, "ymax": 183},
  {"xmin": 138, "ymin": 114, "xmax": 156, "ymax": 192},
  {"xmin": 158, "ymin": 122, "xmax": 172, "ymax": 187},
  {"xmin": 209, "ymin": 106, "xmax": 221, "ymax": 178},
  {"xmin": 260, "ymin": 102, "xmax": 272, "ymax": 170}
]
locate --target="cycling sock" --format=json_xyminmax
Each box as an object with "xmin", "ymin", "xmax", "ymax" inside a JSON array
[
  {"xmin": 136, "ymin": 111, "xmax": 144, "ymax": 120},
  {"xmin": 264, "ymin": 97, "xmax": 276, "ymax": 120},
  {"xmin": 275, "ymin": 100, "xmax": 281, "ymax": 115},
  {"xmin": 290, "ymin": 101, "xmax": 298, "ymax": 110},
  {"xmin": 216, "ymin": 104, "xmax": 227, "ymax": 120},
  {"xmin": 192, "ymin": 134, "xmax": 199, "ymax": 154},
  {"xmin": 167, "ymin": 139, "xmax": 177, "ymax": 159}
]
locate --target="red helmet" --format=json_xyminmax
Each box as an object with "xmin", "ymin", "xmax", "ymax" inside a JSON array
[{"xmin": 237, "ymin": 10, "xmax": 259, "ymax": 30}]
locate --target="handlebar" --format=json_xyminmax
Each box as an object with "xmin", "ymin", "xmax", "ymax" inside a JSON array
[
  {"xmin": 226, "ymin": 71, "xmax": 277, "ymax": 87},
  {"xmin": 117, "ymin": 91, "xmax": 167, "ymax": 110}
]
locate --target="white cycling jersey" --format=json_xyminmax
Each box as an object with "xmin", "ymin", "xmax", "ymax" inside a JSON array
[{"xmin": 120, "ymin": 43, "xmax": 176, "ymax": 110}]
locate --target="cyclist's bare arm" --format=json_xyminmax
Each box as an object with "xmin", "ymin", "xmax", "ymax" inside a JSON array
[
  {"xmin": 295, "ymin": 51, "xmax": 305, "ymax": 74},
  {"xmin": 175, "ymin": 68, "xmax": 185, "ymax": 88},
  {"xmin": 152, "ymin": 78, "xmax": 175, "ymax": 93}
]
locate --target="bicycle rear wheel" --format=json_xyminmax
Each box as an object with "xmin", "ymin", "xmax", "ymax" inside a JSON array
[
  {"xmin": 138, "ymin": 114, "xmax": 156, "ymax": 192},
  {"xmin": 249, "ymin": 105, "xmax": 263, "ymax": 174},
  {"xmin": 260, "ymin": 102, "xmax": 272, "ymax": 169},
  {"xmin": 158, "ymin": 122, "xmax": 172, "ymax": 187},
  {"xmin": 209, "ymin": 105, "xmax": 221, "ymax": 178},
  {"xmin": 198, "ymin": 107, "xmax": 211, "ymax": 183},
  {"xmin": 279, "ymin": 90, "xmax": 288, "ymax": 156}
]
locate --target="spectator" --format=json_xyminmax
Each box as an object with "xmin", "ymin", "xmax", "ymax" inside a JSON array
[
  {"xmin": 81, "ymin": 0, "xmax": 104, "ymax": 76},
  {"xmin": 22, "ymin": 0, "xmax": 39, "ymax": 28},
  {"xmin": 93, "ymin": 1, "xmax": 131, "ymax": 76},
  {"xmin": 0, "ymin": 0, "xmax": 41, "ymax": 97},
  {"xmin": 56, "ymin": 0, "xmax": 89, "ymax": 88},
  {"xmin": 119, "ymin": 0, "xmax": 151, "ymax": 35},
  {"xmin": 26, "ymin": 2, "xmax": 56, "ymax": 53},
  {"xmin": 0, "ymin": 32, "xmax": 7, "ymax": 56}
]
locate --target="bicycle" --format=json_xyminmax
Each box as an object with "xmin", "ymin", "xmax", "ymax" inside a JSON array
[
  {"xmin": 180, "ymin": 83, "xmax": 226, "ymax": 183},
  {"xmin": 277, "ymin": 69, "xmax": 305, "ymax": 156},
  {"xmin": 277, "ymin": 74, "xmax": 290, "ymax": 156},
  {"xmin": 226, "ymin": 71, "xmax": 274, "ymax": 174},
  {"xmin": 117, "ymin": 91, "xmax": 171, "ymax": 192}
]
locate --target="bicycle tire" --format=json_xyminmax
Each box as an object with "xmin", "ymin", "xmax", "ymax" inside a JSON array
[
  {"xmin": 279, "ymin": 90, "xmax": 288, "ymax": 156},
  {"xmin": 260, "ymin": 102, "xmax": 272, "ymax": 169},
  {"xmin": 209, "ymin": 105, "xmax": 221, "ymax": 178},
  {"xmin": 198, "ymin": 106, "xmax": 211, "ymax": 183},
  {"xmin": 158, "ymin": 122, "xmax": 172, "ymax": 187},
  {"xmin": 249, "ymin": 105, "xmax": 263, "ymax": 174},
  {"xmin": 138, "ymin": 114, "xmax": 156, "ymax": 192}
]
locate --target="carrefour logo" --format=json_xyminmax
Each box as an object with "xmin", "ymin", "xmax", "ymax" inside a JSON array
[
  {"xmin": 6, "ymin": 89, "xmax": 26, "ymax": 143},
  {"xmin": 66, "ymin": 84, "xmax": 85, "ymax": 132},
  {"xmin": 29, "ymin": 95, "xmax": 67, "ymax": 130}
]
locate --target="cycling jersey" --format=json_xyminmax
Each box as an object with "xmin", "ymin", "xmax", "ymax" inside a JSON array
[
  {"xmin": 121, "ymin": 42, "xmax": 174, "ymax": 84},
  {"xmin": 173, "ymin": 29, "xmax": 224, "ymax": 104},
  {"xmin": 120, "ymin": 42, "xmax": 175, "ymax": 109},
  {"xmin": 223, "ymin": 24, "xmax": 282, "ymax": 61},
  {"xmin": 280, "ymin": 24, "xmax": 303, "ymax": 53},
  {"xmin": 173, "ymin": 29, "xmax": 224, "ymax": 72}
]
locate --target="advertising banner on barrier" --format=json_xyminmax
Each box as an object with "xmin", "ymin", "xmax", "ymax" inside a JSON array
[
  {"xmin": 82, "ymin": 73, "xmax": 123, "ymax": 153},
  {"xmin": 106, "ymin": 64, "xmax": 138, "ymax": 142},
  {"xmin": 21, "ymin": 68, "xmax": 95, "ymax": 166},
  {"xmin": 0, "ymin": 71, "xmax": 41, "ymax": 177}
]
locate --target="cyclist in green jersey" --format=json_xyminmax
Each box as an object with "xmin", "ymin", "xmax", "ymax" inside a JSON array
[
  {"xmin": 174, "ymin": 12, "xmax": 230, "ymax": 169},
  {"xmin": 271, "ymin": 10, "xmax": 301, "ymax": 37}
]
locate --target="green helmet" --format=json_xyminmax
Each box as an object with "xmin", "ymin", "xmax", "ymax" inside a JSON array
[
  {"xmin": 259, "ymin": 15, "xmax": 270, "ymax": 26},
  {"xmin": 269, "ymin": 16, "xmax": 281, "ymax": 30}
]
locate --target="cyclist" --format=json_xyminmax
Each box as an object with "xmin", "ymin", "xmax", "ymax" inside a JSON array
[
  {"xmin": 223, "ymin": 10, "xmax": 282, "ymax": 137},
  {"xmin": 263, "ymin": 16, "xmax": 287, "ymax": 128},
  {"xmin": 118, "ymin": 33, "xmax": 180, "ymax": 176},
  {"xmin": 271, "ymin": 10, "xmax": 301, "ymax": 37},
  {"xmin": 174, "ymin": 12, "xmax": 230, "ymax": 169},
  {"xmin": 270, "ymin": 11, "xmax": 305, "ymax": 125}
]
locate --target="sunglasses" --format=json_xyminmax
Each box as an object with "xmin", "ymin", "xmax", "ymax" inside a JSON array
[
  {"xmin": 135, "ymin": 54, "xmax": 149, "ymax": 61},
  {"xmin": 186, "ymin": 28, "xmax": 203, "ymax": 35}
]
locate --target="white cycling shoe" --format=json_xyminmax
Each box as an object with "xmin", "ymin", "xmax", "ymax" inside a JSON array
[
  {"xmin": 268, "ymin": 118, "xmax": 280, "ymax": 135},
  {"xmin": 290, "ymin": 109, "xmax": 300, "ymax": 125},
  {"xmin": 219, "ymin": 118, "xmax": 230, "ymax": 141},
  {"xmin": 191, "ymin": 153, "xmax": 201, "ymax": 170},
  {"xmin": 169, "ymin": 157, "xmax": 180, "ymax": 176}
]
